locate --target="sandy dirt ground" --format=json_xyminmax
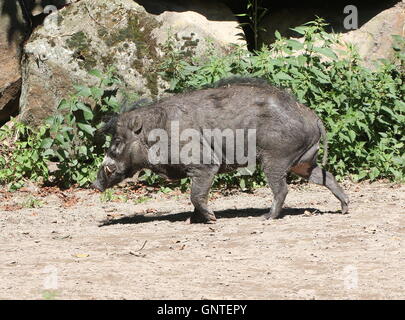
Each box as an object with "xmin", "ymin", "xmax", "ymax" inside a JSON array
[{"xmin": 0, "ymin": 181, "xmax": 404, "ymax": 300}]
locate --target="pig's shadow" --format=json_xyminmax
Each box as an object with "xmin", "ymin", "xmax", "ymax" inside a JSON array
[{"xmin": 99, "ymin": 207, "xmax": 341, "ymax": 227}]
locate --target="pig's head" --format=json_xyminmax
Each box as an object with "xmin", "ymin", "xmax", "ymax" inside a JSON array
[{"xmin": 92, "ymin": 113, "xmax": 145, "ymax": 192}]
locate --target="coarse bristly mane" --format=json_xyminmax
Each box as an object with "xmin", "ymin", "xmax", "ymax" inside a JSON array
[
  {"xmin": 99, "ymin": 98, "xmax": 153, "ymax": 136},
  {"xmin": 210, "ymin": 76, "xmax": 297, "ymax": 103},
  {"xmin": 119, "ymin": 98, "xmax": 153, "ymax": 113}
]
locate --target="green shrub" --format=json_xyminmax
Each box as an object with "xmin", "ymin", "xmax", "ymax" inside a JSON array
[
  {"xmin": 0, "ymin": 121, "xmax": 50, "ymax": 190},
  {"xmin": 0, "ymin": 68, "xmax": 122, "ymax": 189},
  {"xmin": 43, "ymin": 68, "xmax": 122, "ymax": 187}
]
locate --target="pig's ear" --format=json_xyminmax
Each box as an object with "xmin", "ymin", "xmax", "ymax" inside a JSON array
[{"xmin": 128, "ymin": 115, "xmax": 143, "ymax": 134}]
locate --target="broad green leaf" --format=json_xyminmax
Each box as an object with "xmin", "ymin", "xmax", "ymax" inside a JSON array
[
  {"xmin": 40, "ymin": 138, "xmax": 53, "ymax": 149},
  {"xmin": 312, "ymin": 47, "xmax": 338, "ymax": 59},
  {"xmin": 286, "ymin": 39, "xmax": 304, "ymax": 50},
  {"xmin": 90, "ymin": 87, "xmax": 104, "ymax": 99},
  {"xmin": 77, "ymin": 123, "xmax": 96, "ymax": 136},
  {"xmin": 76, "ymin": 102, "xmax": 94, "ymax": 121},
  {"xmin": 73, "ymin": 85, "xmax": 92, "ymax": 97},
  {"xmin": 88, "ymin": 69, "xmax": 103, "ymax": 78},
  {"xmin": 275, "ymin": 72, "xmax": 293, "ymax": 81}
]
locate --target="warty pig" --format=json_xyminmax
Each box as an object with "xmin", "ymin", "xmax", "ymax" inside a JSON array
[{"xmin": 93, "ymin": 78, "xmax": 349, "ymax": 223}]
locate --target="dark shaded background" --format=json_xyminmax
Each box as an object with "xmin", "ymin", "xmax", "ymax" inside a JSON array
[{"xmin": 2, "ymin": 0, "xmax": 400, "ymax": 48}]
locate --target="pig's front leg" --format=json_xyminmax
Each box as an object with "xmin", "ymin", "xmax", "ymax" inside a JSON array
[{"xmin": 189, "ymin": 166, "xmax": 219, "ymax": 224}]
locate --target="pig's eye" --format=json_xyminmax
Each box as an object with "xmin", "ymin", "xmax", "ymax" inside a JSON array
[{"xmin": 110, "ymin": 139, "xmax": 123, "ymax": 156}]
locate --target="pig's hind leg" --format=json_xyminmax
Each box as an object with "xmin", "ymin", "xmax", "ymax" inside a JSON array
[
  {"xmin": 306, "ymin": 167, "xmax": 349, "ymax": 214},
  {"xmin": 290, "ymin": 144, "xmax": 349, "ymax": 214}
]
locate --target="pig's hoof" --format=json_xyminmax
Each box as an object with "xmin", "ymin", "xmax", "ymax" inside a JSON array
[
  {"xmin": 190, "ymin": 212, "xmax": 217, "ymax": 224},
  {"xmin": 341, "ymin": 200, "xmax": 349, "ymax": 215},
  {"xmin": 262, "ymin": 212, "xmax": 280, "ymax": 220}
]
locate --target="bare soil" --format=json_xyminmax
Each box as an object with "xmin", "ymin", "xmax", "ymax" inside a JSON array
[{"xmin": 0, "ymin": 181, "xmax": 404, "ymax": 300}]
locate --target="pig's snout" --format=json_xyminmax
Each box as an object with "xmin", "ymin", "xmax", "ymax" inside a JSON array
[{"xmin": 91, "ymin": 180, "xmax": 105, "ymax": 192}]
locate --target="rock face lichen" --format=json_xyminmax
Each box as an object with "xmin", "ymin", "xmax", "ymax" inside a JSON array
[
  {"xmin": 19, "ymin": 0, "xmax": 245, "ymax": 124},
  {"xmin": 101, "ymin": 14, "xmax": 163, "ymax": 97},
  {"xmin": 66, "ymin": 31, "xmax": 97, "ymax": 71}
]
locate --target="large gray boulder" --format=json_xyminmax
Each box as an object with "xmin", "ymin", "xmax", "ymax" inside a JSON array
[
  {"xmin": 338, "ymin": 2, "xmax": 405, "ymax": 69},
  {"xmin": 0, "ymin": 0, "xmax": 28, "ymax": 124},
  {"xmin": 19, "ymin": 0, "xmax": 245, "ymax": 124},
  {"xmin": 20, "ymin": 0, "xmax": 161, "ymax": 124},
  {"xmin": 140, "ymin": 0, "xmax": 245, "ymax": 56}
]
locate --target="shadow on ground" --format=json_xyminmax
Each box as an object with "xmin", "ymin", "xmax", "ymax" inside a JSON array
[{"xmin": 99, "ymin": 207, "xmax": 341, "ymax": 227}]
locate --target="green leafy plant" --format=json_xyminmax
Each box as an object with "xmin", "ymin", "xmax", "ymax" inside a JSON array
[
  {"xmin": 22, "ymin": 196, "xmax": 43, "ymax": 208},
  {"xmin": 0, "ymin": 120, "xmax": 50, "ymax": 190},
  {"xmin": 134, "ymin": 196, "xmax": 151, "ymax": 204},
  {"xmin": 236, "ymin": 0, "xmax": 269, "ymax": 50},
  {"xmin": 159, "ymin": 186, "xmax": 172, "ymax": 194},
  {"xmin": 0, "ymin": 68, "xmax": 123, "ymax": 190},
  {"xmin": 42, "ymin": 290, "xmax": 58, "ymax": 300},
  {"xmin": 138, "ymin": 169, "xmax": 165, "ymax": 186},
  {"xmin": 43, "ymin": 67, "xmax": 121, "ymax": 187},
  {"xmin": 100, "ymin": 189, "xmax": 128, "ymax": 203}
]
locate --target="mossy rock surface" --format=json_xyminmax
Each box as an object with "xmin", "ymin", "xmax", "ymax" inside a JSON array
[{"xmin": 20, "ymin": 0, "xmax": 245, "ymax": 124}]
